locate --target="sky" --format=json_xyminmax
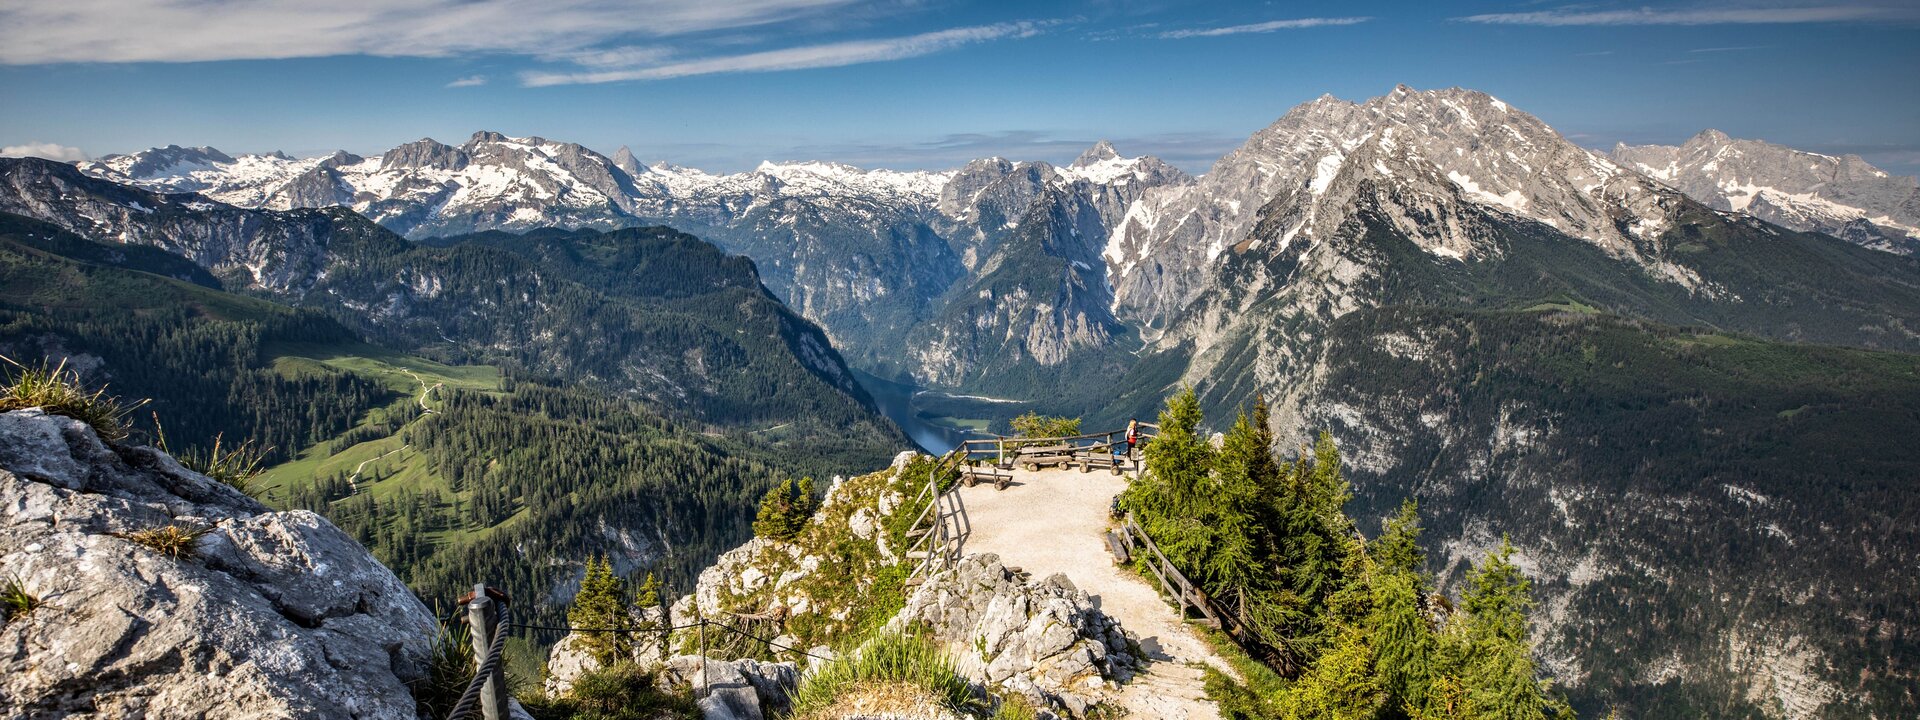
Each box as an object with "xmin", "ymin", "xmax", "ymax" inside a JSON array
[{"xmin": 1, "ymin": 0, "xmax": 1917, "ymax": 176}]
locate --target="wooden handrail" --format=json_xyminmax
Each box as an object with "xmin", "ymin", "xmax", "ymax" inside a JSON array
[{"xmin": 1120, "ymin": 512, "xmax": 1245, "ymax": 641}]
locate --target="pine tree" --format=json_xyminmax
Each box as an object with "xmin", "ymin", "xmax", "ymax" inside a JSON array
[
  {"xmin": 1376, "ymin": 499, "xmax": 1427, "ymax": 579},
  {"xmin": 1280, "ymin": 623, "xmax": 1384, "ymax": 720},
  {"xmin": 1453, "ymin": 538, "xmax": 1568, "ymax": 720},
  {"xmin": 567, "ymin": 556, "xmax": 634, "ymax": 665}
]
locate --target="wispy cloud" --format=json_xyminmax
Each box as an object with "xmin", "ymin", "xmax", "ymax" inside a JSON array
[
  {"xmin": 1573, "ymin": 50, "xmax": 1616, "ymax": 56},
  {"xmin": 1160, "ymin": 16, "xmax": 1371, "ymax": 39},
  {"xmin": 1689, "ymin": 45, "xmax": 1772, "ymax": 52},
  {"xmin": 1457, "ymin": 5, "xmax": 1920, "ymax": 26},
  {"xmin": 446, "ymin": 75, "xmax": 488, "ymax": 88},
  {"xmin": 0, "ymin": 0, "xmax": 866, "ymax": 64},
  {"xmin": 1, "ymin": 142, "xmax": 89, "ymax": 162},
  {"xmin": 522, "ymin": 22, "xmax": 1043, "ymax": 86}
]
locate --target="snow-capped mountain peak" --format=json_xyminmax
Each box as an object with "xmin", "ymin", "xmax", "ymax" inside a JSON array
[
  {"xmin": 1103, "ymin": 86, "xmax": 1686, "ymax": 329},
  {"xmin": 1613, "ymin": 130, "xmax": 1920, "ymax": 253}
]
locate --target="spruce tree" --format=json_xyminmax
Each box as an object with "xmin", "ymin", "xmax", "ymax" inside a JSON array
[
  {"xmin": 567, "ymin": 556, "xmax": 634, "ymax": 665},
  {"xmin": 1454, "ymin": 538, "xmax": 1568, "ymax": 720}
]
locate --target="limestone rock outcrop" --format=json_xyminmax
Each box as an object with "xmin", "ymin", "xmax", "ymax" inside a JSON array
[
  {"xmin": 0, "ymin": 408, "xmax": 438, "ymax": 718},
  {"xmin": 892, "ymin": 554, "xmax": 1139, "ymax": 717}
]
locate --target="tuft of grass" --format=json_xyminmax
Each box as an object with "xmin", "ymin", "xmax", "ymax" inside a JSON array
[
  {"xmin": 158, "ymin": 417, "xmax": 269, "ymax": 497},
  {"xmin": 2, "ymin": 575, "xmax": 43, "ymax": 624},
  {"xmin": 0, "ymin": 355, "xmax": 146, "ymax": 442},
  {"xmin": 787, "ymin": 631, "xmax": 976, "ymax": 718},
  {"xmin": 992, "ymin": 693, "xmax": 1040, "ymax": 720},
  {"xmin": 120, "ymin": 522, "xmax": 217, "ymax": 560},
  {"xmin": 411, "ymin": 620, "xmax": 475, "ymax": 718}
]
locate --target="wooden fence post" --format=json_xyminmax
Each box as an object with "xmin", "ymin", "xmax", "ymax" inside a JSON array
[{"xmin": 465, "ymin": 583, "xmax": 509, "ymax": 720}]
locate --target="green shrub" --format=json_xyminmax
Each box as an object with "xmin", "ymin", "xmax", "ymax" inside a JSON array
[
  {"xmin": 0, "ymin": 355, "xmax": 144, "ymax": 442},
  {"xmin": 1009, "ymin": 412, "xmax": 1080, "ymax": 440},
  {"xmin": 992, "ymin": 694, "xmax": 1040, "ymax": 720},
  {"xmin": 753, "ymin": 477, "xmax": 818, "ymax": 541},
  {"xmin": 520, "ymin": 662, "xmax": 697, "ymax": 720},
  {"xmin": 1, "ymin": 575, "xmax": 42, "ymax": 625},
  {"xmin": 787, "ymin": 631, "xmax": 976, "ymax": 718}
]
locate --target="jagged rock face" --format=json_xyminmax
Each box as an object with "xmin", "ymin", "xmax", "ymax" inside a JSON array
[
  {"xmin": 892, "ymin": 554, "xmax": 1138, "ymax": 718},
  {"xmin": 1614, "ymin": 129, "xmax": 1920, "ymax": 254},
  {"xmin": 1107, "ymin": 86, "xmax": 1688, "ymax": 335},
  {"xmin": 0, "ymin": 409, "xmax": 437, "ymax": 718}
]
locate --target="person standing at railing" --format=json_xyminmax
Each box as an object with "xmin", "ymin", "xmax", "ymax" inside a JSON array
[{"xmin": 1125, "ymin": 419, "xmax": 1140, "ymax": 458}]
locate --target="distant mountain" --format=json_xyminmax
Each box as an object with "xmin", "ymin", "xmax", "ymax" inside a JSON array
[
  {"xmin": 0, "ymin": 157, "xmax": 906, "ymax": 474},
  {"xmin": 1614, "ymin": 130, "xmax": 1920, "ymax": 255}
]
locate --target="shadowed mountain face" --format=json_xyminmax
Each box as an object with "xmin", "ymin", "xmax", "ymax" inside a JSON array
[{"xmin": 28, "ymin": 84, "xmax": 1920, "ymax": 718}]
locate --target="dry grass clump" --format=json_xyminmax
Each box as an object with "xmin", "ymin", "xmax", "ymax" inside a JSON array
[
  {"xmin": 0, "ymin": 355, "xmax": 145, "ymax": 441},
  {"xmin": 119, "ymin": 522, "xmax": 217, "ymax": 560}
]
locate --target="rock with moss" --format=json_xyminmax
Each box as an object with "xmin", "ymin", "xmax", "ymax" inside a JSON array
[{"xmin": 0, "ymin": 408, "xmax": 437, "ymax": 717}]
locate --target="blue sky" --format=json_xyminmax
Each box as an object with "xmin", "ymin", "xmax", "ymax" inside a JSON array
[{"xmin": 2, "ymin": 1, "xmax": 1917, "ymax": 175}]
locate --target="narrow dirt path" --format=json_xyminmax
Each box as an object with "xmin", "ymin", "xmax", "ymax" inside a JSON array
[
  {"xmin": 346, "ymin": 444, "xmax": 408, "ymax": 493},
  {"xmin": 401, "ymin": 369, "xmax": 441, "ymax": 414},
  {"xmin": 954, "ymin": 465, "xmax": 1230, "ymax": 720}
]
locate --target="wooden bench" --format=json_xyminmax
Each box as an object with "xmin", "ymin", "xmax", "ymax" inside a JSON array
[
  {"xmin": 1104, "ymin": 530, "xmax": 1131, "ymax": 564},
  {"xmin": 1014, "ymin": 443, "xmax": 1074, "ymax": 471},
  {"xmin": 1073, "ymin": 443, "xmax": 1130, "ymax": 475},
  {"xmin": 959, "ymin": 465, "xmax": 1012, "ymax": 491}
]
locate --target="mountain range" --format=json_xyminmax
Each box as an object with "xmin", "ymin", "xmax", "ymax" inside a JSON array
[{"xmin": 12, "ymin": 85, "xmax": 1920, "ymax": 718}]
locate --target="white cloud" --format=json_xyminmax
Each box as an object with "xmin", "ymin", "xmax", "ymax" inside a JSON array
[
  {"xmin": 1, "ymin": 143, "xmax": 89, "ymax": 162},
  {"xmin": 1457, "ymin": 5, "xmax": 1920, "ymax": 26},
  {"xmin": 446, "ymin": 75, "xmax": 488, "ymax": 87},
  {"xmin": 1160, "ymin": 16, "xmax": 1371, "ymax": 39},
  {"xmin": 521, "ymin": 22, "xmax": 1042, "ymax": 86},
  {"xmin": 0, "ymin": 0, "xmax": 866, "ymax": 64}
]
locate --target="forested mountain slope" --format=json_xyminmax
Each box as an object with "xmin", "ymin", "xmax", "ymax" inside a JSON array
[{"xmin": 0, "ymin": 157, "xmax": 906, "ymax": 471}]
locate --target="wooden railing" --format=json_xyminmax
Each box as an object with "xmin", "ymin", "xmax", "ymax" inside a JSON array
[
  {"xmin": 1115, "ymin": 511, "xmax": 1249, "ymax": 645},
  {"xmin": 903, "ymin": 450, "xmax": 968, "ymax": 584},
  {"xmin": 947, "ymin": 422, "xmax": 1161, "ymax": 469}
]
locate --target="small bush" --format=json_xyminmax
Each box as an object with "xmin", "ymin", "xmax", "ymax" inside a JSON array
[
  {"xmin": 1009, "ymin": 412, "xmax": 1080, "ymax": 440},
  {"xmin": 1, "ymin": 575, "xmax": 42, "ymax": 624},
  {"xmin": 120, "ymin": 522, "xmax": 216, "ymax": 560},
  {"xmin": 521, "ymin": 662, "xmax": 697, "ymax": 720},
  {"xmin": 992, "ymin": 694, "xmax": 1040, "ymax": 720},
  {"xmin": 0, "ymin": 355, "xmax": 145, "ymax": 442},
  {"xmin": 753, "ymin": 477, "xmax": 818, "ymax": 541},
  {"xmin": 411, "ymin": 621, "xmax": 475, "ymax": 718},
  {"xmin": 787, "ymin": 632, "xmax": 976, "ymax": 718}
]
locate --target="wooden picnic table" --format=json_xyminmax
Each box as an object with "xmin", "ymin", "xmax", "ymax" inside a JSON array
[{"xmin": 1014, "ymin": 443, "xmax": 1074, "ymax": 471}]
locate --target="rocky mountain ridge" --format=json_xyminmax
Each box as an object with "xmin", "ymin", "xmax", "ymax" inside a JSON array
[{"xmin": 1613, "ymin": 129, "xmax": 1920, "ymax": 254}]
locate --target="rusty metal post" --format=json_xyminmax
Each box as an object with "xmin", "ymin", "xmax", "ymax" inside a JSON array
[{"xmin": 465, "ymin": 583, "xmax": 508, "ymax": 720}]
